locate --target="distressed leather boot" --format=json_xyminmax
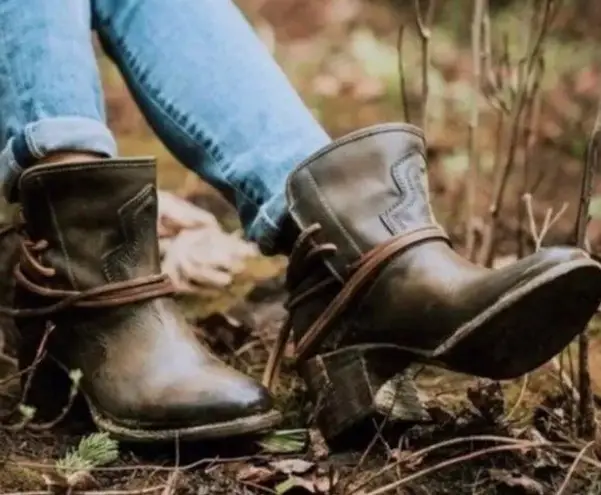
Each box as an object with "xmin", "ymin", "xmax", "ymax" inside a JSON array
[
  {"xmin": 10, "ymin": 158, "xmax": 281, "ymax": 442},
  {"xmin": 269, "ymin": 123, "xmax": 601, "ymax": 441}
]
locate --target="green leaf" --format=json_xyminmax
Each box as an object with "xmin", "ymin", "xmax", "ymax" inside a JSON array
[
  {"xmin": 275, "ymin": 476, "xmax": 315, "ymax": 494},
  {"xmin": 275, "ymin": 477, "xmax": 297, "ymax": 494},
  {"xmin": 56, "ymin": 433, "xmax": 119, "ymax": 475},
  {"xmin": 18, "ymin": 404, "xmax": 36, "ymax": 420},
  {"xmin": 257, "ymin": 429, "xmax": 308, "ymax": 454}
]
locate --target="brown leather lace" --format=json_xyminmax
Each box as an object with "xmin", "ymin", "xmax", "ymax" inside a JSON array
[
  {"xmin": 262, "ymin": 223, "xmax": 449, "ymax": 390},
  {"xmin": 0, "ymin": 219, "xmax": 175, "ymax": 318}
]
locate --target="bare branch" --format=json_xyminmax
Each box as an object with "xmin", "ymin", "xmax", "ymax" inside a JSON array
[
  {"xmin": 466, "ymin": 0, "xmax": 487, "ymax": 261},
  {"xmin": 413, "ymin": 0, "xmax": 437, "ymax": 133},
  {"xmin": 575, "ymin": 91, "xmax": 601, "ymax": 439},
  {"xmin": 478, "ymin": 0, "xmax": 555, "ymax": 266},
  {"xmin": 397, "ymin": 25, "xmax": 411, "ymax": 122}
]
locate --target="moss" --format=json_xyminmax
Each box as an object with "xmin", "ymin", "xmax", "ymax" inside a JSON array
[{"xmin": 0, "ymin": 465, "xmax": 46, "ymax": 492}]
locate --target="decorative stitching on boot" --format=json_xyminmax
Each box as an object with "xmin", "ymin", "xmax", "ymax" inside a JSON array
[
  {"xmin": 380, "ymin": 151, "xmax": 432, "ymax": 235},
  {"xmin": 101, "ymin": 184, "xmax": 156, "ymax": 283}
]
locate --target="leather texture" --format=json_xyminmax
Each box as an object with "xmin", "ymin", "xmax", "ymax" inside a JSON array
[
  {"xmin": 13, "ymin": 159, "xmax": 275, "ymax": 433},
  {"xmin": 284, "ymin": 123, "xmax": 601, "ymax": 377}
]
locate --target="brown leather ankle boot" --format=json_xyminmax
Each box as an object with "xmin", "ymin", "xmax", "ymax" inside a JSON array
[
  {"xmin": 268, "ymin": 123, "xmax": 601, "ymax": 442},
  {"xmin": 9, "ymin": 158, "xmax": 281, "ymax": 442}
]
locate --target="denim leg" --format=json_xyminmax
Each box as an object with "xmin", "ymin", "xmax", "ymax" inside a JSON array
[
  {"xmin": 0, "ymin": 0, "xmax": 117, "ymax": 201},
  {"xmin": 92, "ymin": 0, "xmax": 330, "ymax": 254}
]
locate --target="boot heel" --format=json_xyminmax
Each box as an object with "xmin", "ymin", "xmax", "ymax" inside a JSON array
[{"xmin": 300, "ymin": 345, "xmax": 430, "ymax": 443}]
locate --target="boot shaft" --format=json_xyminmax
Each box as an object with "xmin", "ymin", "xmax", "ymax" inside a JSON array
[
  {"xmin": 286, "ymin": 123, "xmax": 438, "ymax": 280},
  {"xmin": 18, "ymin": 158, "xmax": 161, "ymax": 290}
]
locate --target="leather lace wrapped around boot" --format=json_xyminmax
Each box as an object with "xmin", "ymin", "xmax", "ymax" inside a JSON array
[
  {"xmin": 4, "ymin": 158, "xmax": 281, "ymax": 442},
  {"xmin": 265, "ymin": 123, "xmax": 601, "ymax": 442}
]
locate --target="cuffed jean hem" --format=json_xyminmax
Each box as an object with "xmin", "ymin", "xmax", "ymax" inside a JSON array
[
  {"xmin": 247, "ymin": 190, "xmax": 289, "ymax": 256},
  {"xmin": 0, "ymin": 116, "xmax": 118, "ymax": 201}
]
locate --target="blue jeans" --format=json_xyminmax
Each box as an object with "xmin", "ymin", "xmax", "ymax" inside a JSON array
[{"xmin": 0, "ymin": 0, "xmax": 330, "ymax": 254}]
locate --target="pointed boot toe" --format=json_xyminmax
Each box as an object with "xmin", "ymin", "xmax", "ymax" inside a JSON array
[
  {"xmin": 10, "ymin": 159, "xmax": 281, "ymax": 442},
  {"xmin": 272, "ymin": 123, "xmax": 601, "ymax": 441},
  {"xmin": 90, "ymin": 349, "xmax": 279, "ymax": 442}
]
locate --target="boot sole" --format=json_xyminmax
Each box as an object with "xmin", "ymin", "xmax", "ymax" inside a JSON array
[
  {"xmin": 86, "ymin": 398, "xmax": 283, "ymax": 443},
  {"xmin": 429, "ymin": 258, "xmax": 601, "ymax": 379}
]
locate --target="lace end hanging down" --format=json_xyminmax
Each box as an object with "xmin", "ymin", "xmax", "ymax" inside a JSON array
[{"xmin": 262, "ymin": 223, "xmax": 450, "ymax": 393}]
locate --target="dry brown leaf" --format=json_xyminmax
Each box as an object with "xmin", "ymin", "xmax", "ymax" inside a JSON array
[
  {"xmin": 312, "ymin": 466, "xmax": 339, "ymax": 494},
  {"xmin": 236, "ymin": 464, "xmax": 276, "ymax": 484},
  {"xmin": 269, "ymin": 458, "xmax": 315, "ymax": 475}
]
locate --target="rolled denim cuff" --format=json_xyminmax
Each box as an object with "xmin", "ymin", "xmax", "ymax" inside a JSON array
[{"xmin": 1, "ymin": 116, "xmax": 117, "ymax": 201}]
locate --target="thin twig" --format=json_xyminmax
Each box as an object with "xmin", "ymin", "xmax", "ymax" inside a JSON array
[
  {"xmin": 575, "ymin": 90, "xmax": 601, "ymax": 438},
  {"xmin": 555, "ymin": 440, "xmax": 595, "ymax": 495},
  {"xmin": 413, "ymin": 0, "xmax": 437, "ymax": 133},
  {"xmin": 11, "ymin": 455, "xmax": 265, "ymax": 474},
  {"xmin": 466, "ymin": 0, "xmax": 487, "ymax": 261},
  {"xmin": 363, "ymin": 441, "xmax": 549, "ymax": 495},
  {"xmin": 1, "ymin": 322, "xmax": 55, "ymax": 425},
  {"xmin": 349, "ymin": 434, "xmax": 547, "ymax": 494},
  {"xmin": 78, "ymin": 487, "xmax": 166, "ymax": 495},
  {"xmin": 517, "ymin": 57, "xmax": 545, "ymax": 257},
  {"xmin": 161, "ymin": 434, "xmax": 181, "ymax": 495},
  {"xmin": 397, "ymin": 25, "xmax": 411, "ymax": 123},
  {"xmin": 504, "ymin": 374, "xmax": 529, "ymax": 421},
  {"xmin": 262, "ymin": 320, "xmax": 291, "ymax": 391},
  {"xmin": 478, "ymin": 0, "xmax": 556, "ymax": 266}
]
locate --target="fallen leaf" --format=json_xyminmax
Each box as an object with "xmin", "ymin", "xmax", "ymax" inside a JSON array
[
  {"xmin": 269, "ymin": 459, "xmax": 314, "ymax": 475},
  {"xmin": 312, "ymin": 466, "xmax": 339, "ymax": 494},
  {"xmin": 41, "ymin": 471, "xmax": 68, "ymax": 491},
  {"xmin": 236, "ymin": 465, "xmax": 275, "ymax": 484}
]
